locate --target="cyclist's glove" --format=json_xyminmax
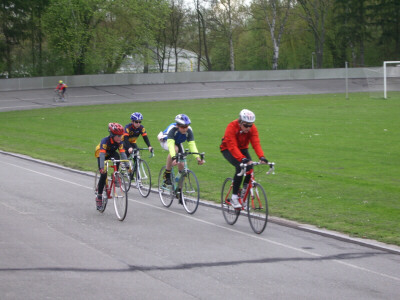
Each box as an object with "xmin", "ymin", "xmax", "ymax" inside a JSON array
[
  {"xmin": 171, "ymin": 156, "xmax": 177, "ymax": 162},
  {"xmin": 241, "ymin": 158, "xmax": 250, "ymax": 164},
  {"xmin": 260, "ymin": 157, "xmax": 268, "ymax": 164}
]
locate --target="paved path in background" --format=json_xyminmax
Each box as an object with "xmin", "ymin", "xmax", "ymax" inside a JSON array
[
  {"xmin": 0, "ymin": 78, "xmax": 387, "ymax": 111},
  {"xmin": 1, "ymin": 152, "xmax": 399, "ymax": 299}
]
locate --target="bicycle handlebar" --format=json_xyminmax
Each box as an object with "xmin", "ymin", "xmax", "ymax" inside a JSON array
[
  {"xmin": 176, "ymin": 150, "xmax": 205, "ymax": 162},
  {"xmin": 131, "ymin": 147, "xmax": 155, "ymax": 158},
  {"xmin": 237, "ymin": 161, "xmax": 275, "ymax": 176},
  {"xmin": 104, "ymin": 158, "xmax": 131, "ymax": 169}
]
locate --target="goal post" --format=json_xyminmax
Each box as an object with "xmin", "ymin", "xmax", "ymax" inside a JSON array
[{"xmin": 384, "ymin": 61, "xmax": 400, "ymax": 99}]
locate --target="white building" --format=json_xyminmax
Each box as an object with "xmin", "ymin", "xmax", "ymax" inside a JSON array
[{"xmin": 117, "ymin": 47, "xmax": 205, "ymax": 73}]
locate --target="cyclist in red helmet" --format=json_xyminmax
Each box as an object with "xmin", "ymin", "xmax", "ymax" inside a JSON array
[
  {"xmin": 220, "ymin": 109, "xmax": 268, "ymax": 208},
  {"xmin": 94, "ymin": 123, "xmax": 129, "ymax": 210}
]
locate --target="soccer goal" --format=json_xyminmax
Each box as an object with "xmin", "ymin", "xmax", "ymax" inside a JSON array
[
  {"xmin": 383, "ymin": 61, "xmax": 400, "ymax": 99},
  {"xmin": 363, "ymin": 61, "xmax": 400, "ymax": 99}
]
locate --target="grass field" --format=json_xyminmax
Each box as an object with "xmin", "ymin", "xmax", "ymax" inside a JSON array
[{"xmin": 1, "ymin": 92, "xmax": 399, "ymax": 246}]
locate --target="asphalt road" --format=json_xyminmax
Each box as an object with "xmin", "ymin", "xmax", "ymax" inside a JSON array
[
  {"xmin": 0, "ymin": 78, "xmax": 391, "ymax": 112},
  {"xmin": 1, "ymin": 152, "xmax": 399, "ymax": 299}
]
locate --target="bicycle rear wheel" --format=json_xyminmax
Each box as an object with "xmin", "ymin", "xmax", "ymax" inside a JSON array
[
  {"xmin": 113, "ymin": 172, "xmax": 128, "ymax": 221},
  {"xmin": 136, "ymin": 159, "xmax": 151, "ymax": 197},
  {"xmin": 247, "ymin": 183, "xmax": 268, "ymax": 234},
  {"xmin": 94, "ymin": 170, "xmax": 108, "ymax": 213},
  {"xmin": 62, "ymin": 91, "xmax": 69, "ymax": 102},
  {"xmin": 221, "ymin": 177, "xmax": 240, "ymax": 225},
  {"xmin": 158, "ymin": 166, "xmax": 174, "ymax": 207},
  {"xmin": 180, "ymin": 170, "xmax": 200, "ymax": 214}
]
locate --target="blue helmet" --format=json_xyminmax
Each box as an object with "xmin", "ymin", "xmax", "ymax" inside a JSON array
[
  {"xmin": 175, "ymin": 114, "xmax": 191, "ymax": 125},
  {"xmin": 130, "ymin": 112, "xmax": 143, "ymax": 121}
]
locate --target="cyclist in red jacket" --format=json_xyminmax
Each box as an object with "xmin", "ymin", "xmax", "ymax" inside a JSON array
[
  {"xmin": 55, "ymin": 80, "xmax": 68, "ymax": 101},
  {"xmin": 220, "ymin": 109, "xmax": 268, "ymax": 208}
]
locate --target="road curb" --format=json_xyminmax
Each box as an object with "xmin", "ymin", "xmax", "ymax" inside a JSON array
[{"xmin": 2, "ymin": 150, "xmax": 399, "ymax": 255}]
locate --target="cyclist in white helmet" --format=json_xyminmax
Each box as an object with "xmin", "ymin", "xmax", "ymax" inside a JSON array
[{"xmin": 220, "ymin": 109, "xmax": 268, "ymax": 208}]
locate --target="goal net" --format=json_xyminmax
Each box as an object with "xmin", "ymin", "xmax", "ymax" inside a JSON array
[
  {"xmin": 383, "ymin": 61, "xmax": 400, "ymax": 99},
  {"xmin": 363, "ymin": 61, "xmax": 400, "ymax": 99}
]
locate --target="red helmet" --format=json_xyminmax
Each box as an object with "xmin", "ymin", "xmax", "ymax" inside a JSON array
[{"xmin": 108, "ymin": 122, "xmax": 124, "ymax": 136}]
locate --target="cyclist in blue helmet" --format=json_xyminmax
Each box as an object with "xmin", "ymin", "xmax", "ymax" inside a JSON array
[
  {"xmin": 123, "ymin": 112, "xmax": 153, "ymax": 155},
  {"xmin": 157, "ymin": 114, "xmax": 204, "ymax": 185}
]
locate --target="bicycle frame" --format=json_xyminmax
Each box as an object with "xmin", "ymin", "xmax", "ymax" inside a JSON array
[
  {"xmin": 221, "ymin": 161, "xmax": 274, "ymax": 234},
  {"xmin": 236, "ymin": 162, "xmax": 274, "ymax": 210},
  {"xmin": 129, "ymin": 147, "xmax": 153, "ymax": 171},
  {"xmin": 172, "ymin": 150, "xmax": 204, "ymax": 192},
  {"xmin": 158, "ymin": 150, "xmax": 205, "ymax": 214}
]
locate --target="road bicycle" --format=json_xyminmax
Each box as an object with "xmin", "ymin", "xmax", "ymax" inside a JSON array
[
  {"xmin": 94, "ymin": 158, "xmax": 130, "ymax": 221},
  {"xmin": 120, "ymin": 147, "xmax": 153, "ymax": 197},
  {"xmin": 53, "ymin": 90, "xmax": 68, "ymax": 102},
  {"xmin": 158, "ymin": 150, "xmax": 205, "ymax": 214},
  {"xmin": 221, "ymin": 161, "xmax": 275, "ymax": 234}
]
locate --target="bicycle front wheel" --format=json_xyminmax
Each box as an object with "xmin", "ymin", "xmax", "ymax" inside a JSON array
[
  {"xmin": 158, "ymin": 166, "xmax": 174, "ymax": 207},
  {"xmin": 94, "ymin": 170, "xmax": 108, "ymax": 213},
  {"xmin": 119, "ymin": 165, "xmax": 132, "ymax": 192},
  {"xmin": 180, "ymin": 170, "xmax": 200, "ymax": 214},
  {"xmin": 136, "ymin": 159, "xmax": 151, "ymax": 197},
  {"xmin": 53, "ymin": 91, "xmax": 60, "ymax": 102},
  {"xmin": 221, "ymin": 178, "xmax": 240, "ymax": 225},
  {"xmin": 113, "ymin": 172, "xmax": 128, "ymax": 221},
  {"xmin": 247, "ymin": 183, "xmax": 268, "ymax": 234}
]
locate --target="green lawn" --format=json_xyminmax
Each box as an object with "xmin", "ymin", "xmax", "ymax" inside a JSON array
[{"xmin": 1, "ymin": 92, "xmax": 399, "ymax": 245}]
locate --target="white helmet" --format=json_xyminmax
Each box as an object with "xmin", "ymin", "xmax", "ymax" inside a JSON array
[{"xmin": 239, "ymin": 109, "xmax": 256, "ymax": 123}]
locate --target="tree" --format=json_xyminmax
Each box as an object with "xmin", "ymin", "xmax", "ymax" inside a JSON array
[
  {"xmin": 28, "ymin": 0, "xmax": 50, "ymax": 76},
  {"xmin": 188, "ymin": 0, "xmax": 212, "ymax": 71},
  {"xmin": 93, "ymin": 0, "xmax": 169, "ymax": 74},
  {"xmin": 209, "ymin": 0, "xmax": 247, "ymax": 71},
  {"xmin": 43, "ymin": 0, "xmax": 108, "ymax": 75},
  {"xmin": 297, "ymin": 0, "xmax": 333, "ymax": 68},
  {"xmin": 169, "ymin": 0, "xmax": 188, "ymax": 72},
  {"xmin": 333, "ymin": 0, "xmax": 370, "ymax": 67},
  {"xmin": 0, "ymin": 0, "xmax": 30, "ymax": 77},
  {"xmin": 372, "ymin": 0, "xmax": 400, "ymax": 60},
  {"xmin": 251, "ymin": 0, "xmax": 292, "ymax": 70}
]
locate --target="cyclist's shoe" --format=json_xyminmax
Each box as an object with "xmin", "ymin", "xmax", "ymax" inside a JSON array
[
  {"xmin": 163, "ymin": 177, "xmax": 172, "ymax": 186},
  {"xmin": 96, "ymin": 196, "xmax": 103, "ymax": 210},
  {"xmin": 230, "ymin": 194, "xmax": 241, "ymax": 209},
  {"xmin": 163, "ymin": 170, "xmax": 172, "ymax": 185}
]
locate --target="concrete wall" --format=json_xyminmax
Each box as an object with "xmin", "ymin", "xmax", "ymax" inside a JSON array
[{"xmin": 0, "ymin": 67, "xmax": 399, "ymax": 92}]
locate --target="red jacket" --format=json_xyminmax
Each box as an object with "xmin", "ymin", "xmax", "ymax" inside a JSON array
[
  {"xmin": 56, "ymin": 83, "xmax": 67, "ymax": 90},
  {"xmin": 220, "ymin": 119, "xmax": 265, "ymax": 162}
]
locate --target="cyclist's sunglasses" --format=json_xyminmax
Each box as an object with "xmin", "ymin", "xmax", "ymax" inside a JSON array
[
  {"xmin": 134, "ymin": 120, "xmax": 142, "ymax": 124},
  {"xmin": 242, "ymin": 123, "xmax": 253, "ymax": 128},
  {"xmin": 178, "ymin": 125, "xmax": 189, "ymax": 128}
]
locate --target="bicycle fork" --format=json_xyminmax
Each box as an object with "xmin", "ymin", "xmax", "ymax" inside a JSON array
[{"xmin": 249, "ymin": 185, "xmax": 263, "ymax": 210}]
